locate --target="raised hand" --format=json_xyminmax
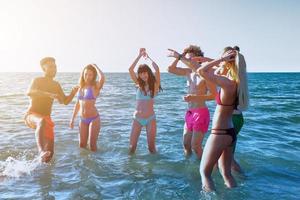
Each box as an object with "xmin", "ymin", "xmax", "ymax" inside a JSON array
[
  {"xmin": 167, "ymin": 49, "xmax": 181, "ymax": 59},
  {"xmin": 139, "ymin": 48, "xmax": 147, "ymax": 58},
  {"xmin": 222, "ymin": 50, "xmax": 237, "ymax": 62}
]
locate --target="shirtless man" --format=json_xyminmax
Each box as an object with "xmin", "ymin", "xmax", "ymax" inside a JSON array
[
  {"xmin": 168, "ymin": 45, "xmax": 217, "ymax": 159},
  {"xmin": 25, "ymin": 57, "xmax": 79, "ymax": 162}
]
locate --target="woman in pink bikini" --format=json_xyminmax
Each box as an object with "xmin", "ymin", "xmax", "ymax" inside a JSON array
[
  {"xmin": 168, "ymin": 45, "xmax": 217, "ymax": 160},
  {"xmin": 69, "ymin": 64, "xmax": 105, "ymax": 152},
  {"xmin": 169, "ymin": 47, "xmax": 249, "ymax": 191},
  {"xmin": 128, "ymin": 48, "xmax": 162, "ymax": 154}
]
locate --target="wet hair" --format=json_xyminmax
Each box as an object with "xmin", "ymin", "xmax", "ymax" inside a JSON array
[
  {"xmin": 184, "ymin": 45, "xmax": 204, "ymax": 57},
  {"xmin": 40, "ymin": 57, "xmax": 55, "ymax": 66},
  {"xmin": 137, "ymin": 64, "xmax": 162, "ymax": 98},
  {"xmin": 79, "ymin": 64, "xmax": 97, "ymax": 88}
]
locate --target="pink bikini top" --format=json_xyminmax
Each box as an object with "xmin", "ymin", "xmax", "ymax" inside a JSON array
[{"xmin": 216, "ymin": 90, "xmax": 238, "ymax": 109}]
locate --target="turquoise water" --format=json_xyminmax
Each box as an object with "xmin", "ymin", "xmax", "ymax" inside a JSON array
[{"xmin": 0, "ymin": 72, "xmax": 299, "ymax": 199}]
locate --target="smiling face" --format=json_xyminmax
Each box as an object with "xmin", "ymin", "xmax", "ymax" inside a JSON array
[
  {"xmin": 84, "ymin": 68, "xmax": 95, "ymax": 84},
  {"xmin": 42, "ymin": 61, "xmax": 57, "ymax": 78},
  {"xmin": 138, "ymin": 71, "xmax": 149, "ymax": 82}
]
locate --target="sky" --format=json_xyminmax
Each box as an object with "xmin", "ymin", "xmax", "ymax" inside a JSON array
[{"xmin": 0, "ymin": 0, "xmax": 299, "ymax": 72}]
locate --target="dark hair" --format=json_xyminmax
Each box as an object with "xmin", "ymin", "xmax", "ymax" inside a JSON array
[
  {"xmin": 233, "ymin": 46, "xmax": 240, "ymax": 52},
  {"xmin": 137, "ymin": 64, "xmax": 162, "ymax": 98},
  {"xmin": 184, "ymin": 45, "xmax": 204, "ymax": 57},
  {"xmin": 79, "ymin": 64, "xmax": 97, "ymax": 88}
]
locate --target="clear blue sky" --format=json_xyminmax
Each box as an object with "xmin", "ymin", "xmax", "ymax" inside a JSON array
[{"xmin": 0, "ymin": 0, "xmax": 299, "ymax": 72}]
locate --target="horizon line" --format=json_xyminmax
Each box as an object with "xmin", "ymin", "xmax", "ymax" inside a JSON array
[{"xmin": 0, "ymin": 71, "xmax": 299, "ymax": 73}]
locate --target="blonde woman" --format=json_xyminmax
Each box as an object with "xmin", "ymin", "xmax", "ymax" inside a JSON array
[
  {"xmin": 70, "ymin": 64, "xmax": 105, "ymax": 152},
  {"xmin": 168, "ymin": 47, "xmax": 249, "ymax": 191}
]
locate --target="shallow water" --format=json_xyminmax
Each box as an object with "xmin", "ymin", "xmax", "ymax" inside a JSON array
[{"xmin": 0, "ymin": 72, "xmax": 299, "ymax": 199}]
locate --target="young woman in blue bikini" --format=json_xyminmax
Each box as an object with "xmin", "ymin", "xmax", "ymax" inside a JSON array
[
  {"xmin": 70, "ymin": 64, "xmax": 105, "ymax": 151},
  {"xmin": 128, "ymin": 48, "xmax": 162, "ymax": 154}
]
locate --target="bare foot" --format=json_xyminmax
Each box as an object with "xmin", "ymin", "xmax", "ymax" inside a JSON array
[{"xmin": 202, "ymin": 184, "xmax": 215, "ymax": 192}]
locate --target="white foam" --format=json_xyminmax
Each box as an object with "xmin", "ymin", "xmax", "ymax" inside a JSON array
[{"xmin": 0, "ymin": 154, "xmax": 42, "ymax": 178}]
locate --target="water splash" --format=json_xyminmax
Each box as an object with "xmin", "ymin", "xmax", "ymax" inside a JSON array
[{"xmin": 0, "ymin": 154, "xmax": 43, "ymax": 178}]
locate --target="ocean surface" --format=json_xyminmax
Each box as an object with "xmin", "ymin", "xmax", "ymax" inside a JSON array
[{"xmin": 0, "ymin": 72, "xmax": 299, "ymax": 200}]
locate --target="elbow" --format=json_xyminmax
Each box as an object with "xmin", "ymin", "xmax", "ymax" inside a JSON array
[{"xmin": 167, "ymin": 66, "xmax": 173, "ymax": 73}]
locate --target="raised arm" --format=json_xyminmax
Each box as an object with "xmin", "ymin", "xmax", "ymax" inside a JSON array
[
  {"xmin": 195, "ymin": 51, "xmax": 237, "ymax": 88},
  {"xmin": 129, "ymin": 48, "xmax": 145, "ymax": 85},
  {"xmin": 147, "ymin": 55, "xmax": 161, "ymax": 92},
  {"xmin": 168, "ymin": 48, "xmax": 236, "ymax": 89},
  {"xmin": 69, "ymin": 100, "xmax": 80, "ymax": 129},
  {"xmin": 93, "ymin": 64, "xmax": 105, "ymax": 91},
  {"xmin": 192, "ymin": 56, "xmax": 214, "ymax": 63},
  {"xmin": 167, "ymin": 57, "xmax": 192, "ymax": 76}
]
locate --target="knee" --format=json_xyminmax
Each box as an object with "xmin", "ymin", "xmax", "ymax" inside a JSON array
[
  {"xmin": 183, "ymin": 141, "xmax": 191, "ymax": 150},
  {"xmin": 200, "ymin": 164, "xmax": 211, "ymax": 178},
  {"xmin": 192, "ymin": 143, "xmax": 201, "ymax": 151}
]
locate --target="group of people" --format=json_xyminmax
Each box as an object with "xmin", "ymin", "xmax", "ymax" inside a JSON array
[{"xmin": 24, "ymin": 45, "xmax": 249, "ymax": 192}]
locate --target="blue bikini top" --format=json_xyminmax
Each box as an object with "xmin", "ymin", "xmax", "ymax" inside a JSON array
[
  {"xmin": 136, "ymin": 88, "xmax": 155, "ymax": 100},
  {"xmin": 77, "ymin": 87, "xmax": 96, "ymax": 100}
]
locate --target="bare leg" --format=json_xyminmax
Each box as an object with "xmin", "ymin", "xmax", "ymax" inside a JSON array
[
  {"xmin": 200, "ymin": 134, "xmax": 232, "ymax": 192},
  {"xmin": 231, "ymin": 140, "xmax": 243, "ymax": 173},
  {"xmin": 79, "ymin": 121, "xmax": 89, "ymax": 149},
  {"xmin": 34, "ymin": 117, "xmax": 45, "ymax": 153},
  {"xmin": 129, "ymin": 120, "xmax": 142, "ymax": 154},
  {"xmin": 146, "ymin": 119, "xmax": 157, "ymax": 154},
  {"xmin": 43, "ymin": 138, "xmax": 54, "ymax": 163},
  {"xmin": 183, "ymin": 123, "xmax": 192, "ymax": 157},
  {"xmin": 192, "ymin": 131, "xmax": 205, "ymax": 160},
  {"xmin": 218, "ymin": 146, "xmax": 237, "ymax": 188},
  {"xmin": 89, "ymin": 117, "xmax": 101, "ymax": 152},
  {"xmin": 231, "ymin": 158, "xmax": 242, "ymax": 173},
  {"xmin": 28, "ymin": 114, "xmax": 51, "ymax": 162}
]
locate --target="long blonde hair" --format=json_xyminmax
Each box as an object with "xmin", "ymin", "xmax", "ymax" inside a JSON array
[
  {"xmin": 235, "ymin": 53, "xmax": 249, "ymax": 111},
  {"xmin": 79, "ymin": 64, "xmax": 97, "ymax": 88},
  {"xmin": 223, "ymin": 47, "xmax": 249, "ymax": 111}
]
